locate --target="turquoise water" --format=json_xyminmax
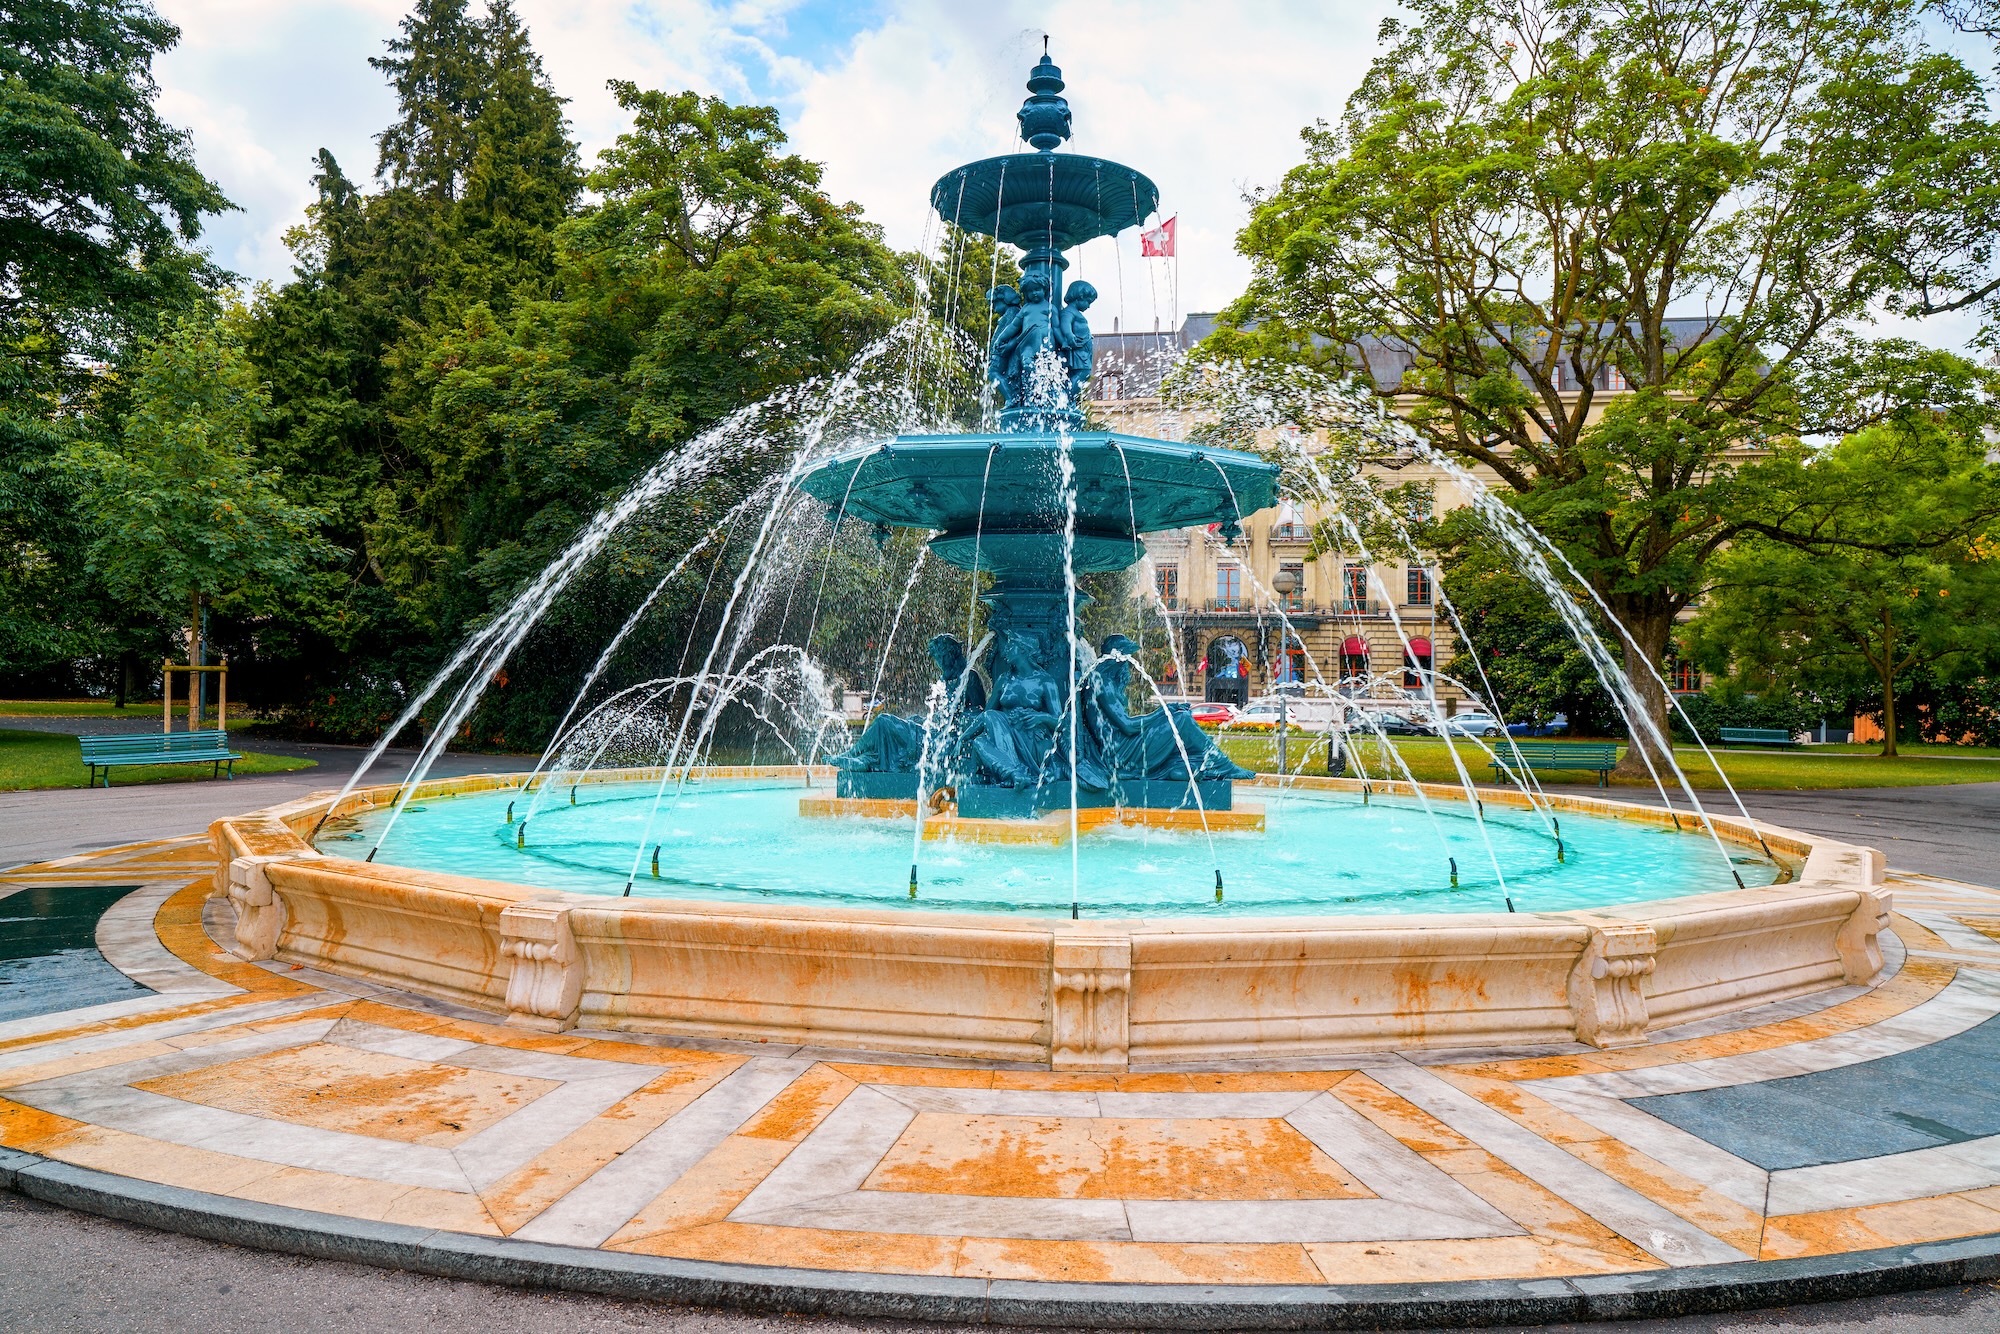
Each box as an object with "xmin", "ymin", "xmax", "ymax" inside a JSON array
[{"xmin": 326, "ymin": 781, "xmax": 1781, "ymax": 919}]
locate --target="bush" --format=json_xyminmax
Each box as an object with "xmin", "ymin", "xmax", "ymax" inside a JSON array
[{"xmin": 1669, "ymin": 683, "xmax": 1820, "ymax": 743}]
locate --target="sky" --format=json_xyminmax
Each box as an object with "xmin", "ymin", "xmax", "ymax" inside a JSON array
[
  {"xmin": 150, "ymin": 0, "xmax": 1398, "ymax": 332},
  {"xmin": 151, "ymin": 0, "xmax": 1985, "ymax": 348}
]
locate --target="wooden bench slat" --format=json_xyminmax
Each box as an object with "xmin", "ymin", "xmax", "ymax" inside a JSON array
[
  {"xmin": 78, "ymin": 730, "xmax": 242, "ymax": 787},
  {"xmin": 1488, "ymin": 742, "xmax": 1619, "ymax": 788}
]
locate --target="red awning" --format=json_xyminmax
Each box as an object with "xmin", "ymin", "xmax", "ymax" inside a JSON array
[
  {"xmin": 1407, "ymin": 637, "xmax": 1432, "ymax": 656},
  {"xmin": 1341, "ymin": 636, "xmax": 1368, "ymax": 655}
]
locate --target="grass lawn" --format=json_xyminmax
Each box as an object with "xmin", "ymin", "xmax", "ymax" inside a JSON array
[
  {"xmin": 1213, "ymin": 732, "xmax": 2000, "ymax": 791},
  {"xmin": 0, "ymin": 727, "xmax": 316, "ymax": 791},
  {"xmin": 0, "ymin": 698, "xmax": 162, "ymax": 717}
]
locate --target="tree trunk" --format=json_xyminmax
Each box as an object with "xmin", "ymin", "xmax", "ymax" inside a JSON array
[
  {"xmin": 1613, "ymin": 610, "xmax": 1675, "ymax": 779},
  {"xmin": 115, "ymin": 650, "xmax": 132, "ymax": 709},
  {"xmin": 1877, "ymin": 610, "xmax": 1899, "ymax": 759}
]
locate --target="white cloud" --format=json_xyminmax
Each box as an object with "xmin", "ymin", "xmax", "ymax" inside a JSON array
[{"xmin": 152, "ymin": 0, "xmax": 1390, "ymax": 321}]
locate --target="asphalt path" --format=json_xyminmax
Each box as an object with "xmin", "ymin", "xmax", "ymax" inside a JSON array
[{"xmin": 0, "ymin": 730, "xmax": 530, "ymax": 869}]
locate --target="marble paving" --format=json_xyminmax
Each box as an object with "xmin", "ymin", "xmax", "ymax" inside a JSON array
[{"xmin": 6, "ymin": 839, "xmax": 2000, "ymax": 1286}]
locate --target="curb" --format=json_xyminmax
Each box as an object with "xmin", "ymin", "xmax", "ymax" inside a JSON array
[{"xmin": 8, "ymin": 1149, "xmax": 2000, "ymax": 1327}]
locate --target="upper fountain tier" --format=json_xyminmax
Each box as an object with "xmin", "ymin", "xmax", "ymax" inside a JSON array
[{"xmin": 930, "ymin": 53, "xmax": 1159, "ymax": 257}]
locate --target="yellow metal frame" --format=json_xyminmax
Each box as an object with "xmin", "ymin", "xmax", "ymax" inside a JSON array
[{"xmin": 163, "ymin": 657, "xmax": 228, "ymax": 734}]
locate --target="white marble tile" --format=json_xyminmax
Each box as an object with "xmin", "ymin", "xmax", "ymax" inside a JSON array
[
  {"xmin": 454, "ymin": 1065, "xmax": 659, "ymax": 1192},
  {"xmin": 1531, "ymin": 1085, "xmax": 1769, "ymax": 1212},
  {"xmin": 513, "ymin": 1056, "xmax": 811, "ymax": 1247},
  {"xmin": 1092, "ymin": 1091, "xmax": 1320, "ymax": 1119},
  {"xmin": 1768, "ymin": 1133, "xmax": 2000, "ymax": 1214},
  {"xmin": 731, "ymin": 1083, "xmax": 915, "ymax": 1219},
  {"xmin": 327, "ymin": 1023, "xmax": 475, "ymax": 1064},
  {"xmin": 1125, "ymin": 1197, "xmax": 1520, "ymax": 1244},
  {"xmin": 1285, "ymin": 1092, "xmax": 1516, "ymax": 1230},
  {"xmin": 775, "ymin": 1191, "xmax": 1131, "ymax": 1241},
  {"xmin": 93, "ymin": 882, "xmax": 236, "ymax": 996},
  {"xmin": 875, "ymin": 1086, "xmax": 1102, "ymax": 1117},
  {"xmin": 1367, "ymin": 1064, "xmax": 1752, "ymax": 1266},
  {"xmin": 0, "ymin": 995, "xmax": 333, "ymax": 1075}
]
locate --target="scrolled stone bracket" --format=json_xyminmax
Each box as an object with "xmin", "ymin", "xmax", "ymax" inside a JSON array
[
  {"xmin": 500, "ymin": 898, "xmax": 583, "ymax": 1033},
  {"xmin": 1569, "ymin": 923, "xmax": 1658, "ymax": 1049},
  {"xmin": 225, "ymin": 854, "xmax": 311, "ymax": 962},
  {"xmin": 1837, "ymin": 888, "xmax": 1893, "ymax": 984},
  {"xmin": 1050, "ymin": 936, "xmax": 1131, "ymax": 1071}
]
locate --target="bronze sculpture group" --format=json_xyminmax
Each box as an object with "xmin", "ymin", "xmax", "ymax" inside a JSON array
[
  {"xmin": 832, "ymin": 628, "xmax": 1253, "ymax": 798},
  {"xmin": 986, "ymin": 276, "xmax": 1096, "ymax": 415}
]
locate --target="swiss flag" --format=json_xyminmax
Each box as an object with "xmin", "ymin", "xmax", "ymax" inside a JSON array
[{"xmin": 1140, "ymin": 216, "xmax": 1176, "ymax": 258}]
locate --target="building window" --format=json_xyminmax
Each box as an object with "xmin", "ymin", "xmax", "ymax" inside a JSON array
[
  {"xmin": 1278, "ymin": 561, "xmax": 1305, "ymax": 611},
  {"xmin": 1342, "ymin": 564, "xmax": 1369, "ymax": 613},
  {"xmin": 1604, "ymin": 364, "xmax": 1628, "ymax": 392},
  {"xmin": 1154, "ymin": 564, "xmax": 1179, "ymax": 610},
  {"xmin": 1671, "ymin": 658, "xmax": 1698, "ymax": 692},
  {"xmin": 1406, "ymin": 566, "xmax": 1432, "ymax": 606},
  {"xmin": 1272, "ymin": 498, "xmax": 1308, "ymax": 542},
  {"xmin": 1339, "ymin": 636, "xmax": 1369, "ymax": 684},
  {"xmin": 1403, "ymin": 636, "xmax": 1434, "ymax": 690},
  {"xmin": 1215, "ymin": 564, "xmax": 1242, "ymax": 609}
]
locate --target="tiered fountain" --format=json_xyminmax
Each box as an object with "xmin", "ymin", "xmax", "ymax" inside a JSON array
[
  {"xmin": 209, "ymin": 50, "xmax": 1891, "ymax": 1071},
  {"xmin": 799, "ymin": 51, "xmax": 1270, "ymax": 824}
]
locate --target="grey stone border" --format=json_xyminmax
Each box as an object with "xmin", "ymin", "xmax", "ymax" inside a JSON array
[{"xmin": 7, "ymin": 1147, "xmax": 2000, "ymax": 1328}]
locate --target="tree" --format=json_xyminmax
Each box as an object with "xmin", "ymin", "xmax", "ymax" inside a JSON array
[
  {"xmin": 0, "ymin": 0, "xmax": 230, "ymax": 679},
  {"xmin": 64, "ymin": 313, "xmax": 335, "ymax": 684},
  {"xmin": 1214, "ymin": 0, "xmax": 2000, "ymax": 770},
  {"xmin": 1440, "ymin": 538, "xmax": 1617, "ymax": 735},
  {"xmin": 1691, "ymin": 421, "xmax": 2000, "ymax": 755}
]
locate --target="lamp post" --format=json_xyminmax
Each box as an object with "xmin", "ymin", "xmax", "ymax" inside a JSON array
[{"xmin": 1272, "ymin": 567, "xmax": 1300, "ymax": 773}]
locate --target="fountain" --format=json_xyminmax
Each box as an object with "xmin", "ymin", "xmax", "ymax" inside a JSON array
[{"xmin": 208, "ymin": 50, "xmax": 1891, "ymax": 1070}]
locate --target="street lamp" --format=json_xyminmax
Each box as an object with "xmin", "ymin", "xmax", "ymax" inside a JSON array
[{"xmin": 1271, "ymin": 568, "xmax": 1301, "ymax": 771}]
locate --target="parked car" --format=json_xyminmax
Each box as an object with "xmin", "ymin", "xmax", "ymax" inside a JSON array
[
  {"xmin": 1349, "ymin": 706, "xmax": 1426, "ymax": 736},
  {"xmin": 1507, "ymin": 712, "xmax": 1569, "ymax": 738},
  {"xmin": 1441, "ymin": 711, "xmax": 1506, "ymax": 738},
  {"xmin": 1237, "ymin": 694, "xmax": 1342, "ymax": 729},
  {"xmin": 1189, "ymin": 701, "xmax": 1239, "ymax": 726}
]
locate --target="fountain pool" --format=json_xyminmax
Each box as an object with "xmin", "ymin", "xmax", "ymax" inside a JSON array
[
  {"xmin": 320, "ymin": 777, "xmax": 1783, "ymax": 917},
  {"xmin": 207, "ymin": 49, "xmax": 1891, "ymax": 1071}
]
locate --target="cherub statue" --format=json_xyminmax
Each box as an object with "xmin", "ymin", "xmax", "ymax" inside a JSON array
[
  {"xmin": 984, "ymin": 284, "xmax": 1022, "ymax": 406},
  {"xmin": 1007, "ymin": 272, "xmax": 1058, "ymax": 394},
  {"xmin": 1055, "ymin": 279, "xmax": 1096, "ymax": 406}
]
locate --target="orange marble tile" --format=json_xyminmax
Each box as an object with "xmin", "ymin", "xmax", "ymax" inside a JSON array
[
  {"xmin": 736, "ymin": 1065, "xmax": 857, "ymax": 1142},
  {"xmin": 1560, "ymin": 1138, "xmax": 1764, "ymax": 1255},
  {"xmin": 1435, "ymin": 1072, "xmax": 1608, "ymax": 1145},
  {"xmin": 827, "ymin": 1063, "xmax": 996, "ymax": 1089},
  {"xmin": 234, "ymin": 1165, "xmax": 416, "ymax": 1218},
  {"xmin": 605, "ymin": 1134, "xmax": 794, "ymax": 1246},
  {"xmin": 379, "ymin": 1185, "xmax": 503, "ymax": 1236},
  {"xmin": 565, "ymin": 1038, "xmax": 730, "ymax": 1068},
  {"xmin": 957, "ymin": 1237, "xmax": 1323, "ymax": 1285},
  {"xmin": 862, "ymin": 1113, "xmax": 1368, "ymax": 1202},
  {"xmin": 0, "ymin": 1040, "xmax": 179, "ymax": 1090},
  {"xmin": 1762, "ymin": 1194, "xmax": 2000, "ymax": 1259},
  {"xmin": 1306, "ymin": 1235, "xmax": 1663, "ymax": 1283},
  {"xmin": 136, "ymin": 1043, "xmax": 558, "ymax": 1146},
  {"xmin": 626, "ymin": 1220, "xmax": 963, "ymax": 1276},
  {"xmin": 0, "ymin": 1095, "xmax": 83, "ymax": 1150},
  {"xmin": 1330, "ymin": 1073, "xmax": 1479, "ymax": 1153},
  {"xmin": 482, "ymin": 1068, "xmax": 737, "ymax": 1233},
  {"xmin": 31, "ymin": 1125, "xmax": 281, "ymax": 1196},
  {"xmin": 0, "ymin": 997, "xmax": 258, "ymax": 1058},
  {"xmin": 153, "ymin": 882, "xmax": 307, "ymax": 993},
  {"xmin": 1436, "ymin": 1158, "xmax": 1652, "ymax": 1262},
  {"xmin": 1891, "ymin": 914, "xmax": 1954, "ymax": 953}
]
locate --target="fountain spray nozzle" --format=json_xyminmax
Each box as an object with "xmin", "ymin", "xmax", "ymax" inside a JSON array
[
  {"xmin": 652, "ymin": 844, "xmax": 661, "ymax": 878},
  {"xmin": 908, "ymin": 863, "xmax": 918, "ymax": 898},
  {"xmin": 516, "ymin": 820, "xmax": 526, "ymax": 848},
  {"xmin": 365, "ymin": 846, "xmax": 377, "ymax": 863},
  {"xmin": 1449, "ymin": 857, "xmax": 1459, "ymax": 888},
  {"xmin": 1215, "ymin": 869, "xmax": 1224, "ymax": 903},
  {"xmin": 505, "ymin": 801, "xmax": 514, "ymax": 825}
]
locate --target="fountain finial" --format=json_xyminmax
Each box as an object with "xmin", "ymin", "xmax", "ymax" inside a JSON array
[{"xmin": 1017, "ymin": 50, "xmax": 1072, "ymax": 151}]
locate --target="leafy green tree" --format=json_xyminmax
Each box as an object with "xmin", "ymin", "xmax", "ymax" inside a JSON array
[
  {"xmin": 64, "ymin": 313, "xmax": 335, "ymax": 682},
  {"xmin": 0, "ymin": 0, "xmax": 230, "ymax": 679},
  {"xmin": 1440, "ymin": 539, "xmax": 1616, "ymax": 735},
  {"xmin": 1212, "ymin": 0, "xmax": 2000, "ymax": 769},
  {"xmin": 1691, "ymin": 422, "xmax": 2000, "ymax": 755}
]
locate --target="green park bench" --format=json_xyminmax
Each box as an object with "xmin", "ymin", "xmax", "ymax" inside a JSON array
[
  {"xmin": 79, "ymin": 730, "xmax": 241, "ymax": 787},
  {"xmin": 1715, "ymin": 727, "xmax": 1801, "ymax": 748},
  {"xmin": 1489, "ymin": 741, "xmax": 1619, "ymax": 788}
]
